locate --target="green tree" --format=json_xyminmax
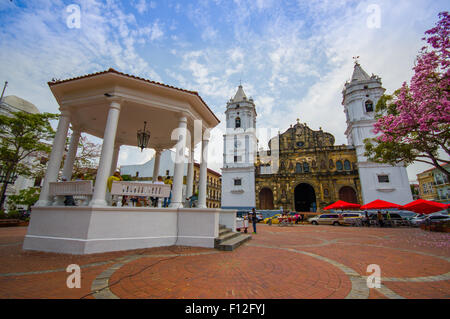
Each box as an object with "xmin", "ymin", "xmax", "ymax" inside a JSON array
[
  {"xmin": 7, "ymin": 187, "xmax": 40, "ymax": 212},
  {"xmin": 0, "ymin": 111, "xmax": 58, "ymax": 209}
]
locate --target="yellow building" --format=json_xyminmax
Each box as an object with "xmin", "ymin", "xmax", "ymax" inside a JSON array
[
  {"xmin": 417, "ymin": 164, "xmax": 449, "ymax": 203},
  {"xmin": 193, "ymin": 163, "xmax": 222, "ymax": 208},
  {"xmin": 255, "ymin": 120, "xmax": 362, "ymax": 212}
]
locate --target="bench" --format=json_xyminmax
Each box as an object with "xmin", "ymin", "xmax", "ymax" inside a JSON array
[
  {"xmin": 110, "ymin": 181, "xmax": 171, "ymax": 207},
  {"xmin": 49, "ymin": 181, "xmax": 94, "ymax": 206}
]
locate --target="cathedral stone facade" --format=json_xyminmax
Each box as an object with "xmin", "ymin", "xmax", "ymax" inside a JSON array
[{"xmin": 255, "ymin": 121, "xmax": 362, "ymax": 212}]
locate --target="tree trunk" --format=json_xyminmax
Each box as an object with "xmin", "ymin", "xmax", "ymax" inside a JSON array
[{"xmin": 0, "ymin": 169, "xmax": 11, "ymax": 211}]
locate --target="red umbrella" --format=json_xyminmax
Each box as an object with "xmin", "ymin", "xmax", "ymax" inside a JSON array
[
  {"xmin": 324, "ymin": 200, "xmax": 361, "ymax": 210},
  {"xmin": 402, "ymin": 199, "xmax": 449, "ymax": 214},
  {"xmin": 360, "ymin": 199, "xmax": 402, "ymax": 210}
]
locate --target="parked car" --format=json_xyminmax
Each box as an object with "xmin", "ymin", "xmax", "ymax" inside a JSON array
[
  {"xmin": 263, "ymin": 214, "xmax": 282, "ymax": 224},
  {"xmin": 340, "ymin": 212, "xmax": 363, "ymax": 225},
  {"xmin": 308, "ymin": 213, "xmax": 343, "ymax": 226},
  {"xmin": 410, "ymin": 214, "xmax": 427, "ymax": 226},
  {"xmin": 419, "ymin": 214, "xmax": 450, "ymax": 226}
]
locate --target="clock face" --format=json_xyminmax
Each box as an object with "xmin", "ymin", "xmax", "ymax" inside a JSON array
[{"xmin": 296, "ymin": 141, "xmax": 304, "ymax": 147}]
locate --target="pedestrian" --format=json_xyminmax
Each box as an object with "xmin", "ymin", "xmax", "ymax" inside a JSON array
[
  {"xmin": 163, "ymin": 176, "xmax": 172, "ymax": 207},
  {"xmin": 121, "ymin": 195, "xmax": 128, "ymax": 207},
  {"xmin": 61, "ymin": 176, "xmax": 76, "ymax": 206},
  {"xmin": 386, "ymin": 211, "xmax": 391, "ymax": 226},
  {"xmin": 107, "ymin": 171, "xmax": 123, "ymax": 206},
  {"xmin": 364, "ymin": 211, "xmax": 370, "ymax": 227},
  {"xmin": 251, "ymin": 208, "xmax": 257, "ymax": 234},
  {"xmin": 377, "ymin": 211, "xmax": 384, "ymax": 227},
  {"xmin": 152, "ymin": 176, "xmax": 165, "ymax": 207},
  {"xmin": 295, "ymin": 212, "xmax": 300, "ymax": 224}
]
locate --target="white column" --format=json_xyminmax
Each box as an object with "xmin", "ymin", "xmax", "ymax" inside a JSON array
[
  {"xmin": 90, "ymin": 101, "xmax": 121, "ymax": 207},
  {"xmin": 185, "ymin": 139, "xmax": 194, "ymax": 199},
  {"xmin": 62, "ymin": 129, "xmax": 81, "ymax": 181},
  {"xmin": 170, "ymin": 116, "xmax": 187, "ymax": 208},
  {"xmin": 110, "ymin": 143, "xmax": 121, "ymax": 176},
  {"xmin": 35, "ymin": 110, "xmax": 71, "ymax": 207},
  {"xmin": 152, "ymin": 149, "xmax": 162, "ymax": 182},
  {"xmin": 198, "ymin": 135, "xmax": 209, "ymax": 208}
]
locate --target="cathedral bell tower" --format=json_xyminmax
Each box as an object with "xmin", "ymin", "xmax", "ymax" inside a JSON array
[
  {"xmin": 221, "ymin": 85, "xmax": 257, "ymax": 210},
  {"xmin": 343, "ymin": 61, "xmax": 413, "ymax": 204}
]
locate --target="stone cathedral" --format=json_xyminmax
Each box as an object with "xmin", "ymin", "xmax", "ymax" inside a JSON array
[{"xmin": 221, "ymin": 62, "xmax": 413, "ymax": 212}]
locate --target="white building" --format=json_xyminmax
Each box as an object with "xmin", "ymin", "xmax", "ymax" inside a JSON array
[
  {"xmin": 0, "ymin": 95, "xmax": 43, "ymax": 211},
  {"xmin": 343, "ymin": 62, "xmax": 413, "ymax": 204},
  {"xmin": 221, "ymin": 85, "xmax": 257, "ymax": 210}
]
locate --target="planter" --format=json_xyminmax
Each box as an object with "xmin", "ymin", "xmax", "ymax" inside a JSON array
[{"xmin": 18, "ymin": 221, "xmax": 29, "ymax": 227}]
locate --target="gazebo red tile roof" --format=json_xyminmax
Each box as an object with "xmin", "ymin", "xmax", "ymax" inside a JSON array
[{"xmin": 48, "ymin": 68, "xmax": 220, "ymax": 123}]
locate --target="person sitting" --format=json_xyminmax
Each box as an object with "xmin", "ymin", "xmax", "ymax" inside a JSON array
[
  {"xmin": 163, "ymin": 176, "xmax": 173, "ymax": 207},
  {"xmin": 187, "ymin": 190, "xmax": 199, "ymax": 208},
  {"xmin": 107, "ymin": 171, "xmax": 123, "ymax": 206},
  {"xmin": 61, "ymin": 176, "xmax": 76, "ymax": 206}
]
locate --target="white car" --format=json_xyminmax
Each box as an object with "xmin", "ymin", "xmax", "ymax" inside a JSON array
[{"xmin": 411, "ymin": 214, "xmax": 450, "ymax": 226}]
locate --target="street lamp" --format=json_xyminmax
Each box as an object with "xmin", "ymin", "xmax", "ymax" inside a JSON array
[{"xmin": 137, "ymin": 121, "xmax": 150, "ymax": 152}]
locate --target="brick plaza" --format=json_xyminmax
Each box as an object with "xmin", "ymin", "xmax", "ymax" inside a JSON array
[{"xmin": 0, "ymin": 224, "xmax": 449, "ymax": 299}]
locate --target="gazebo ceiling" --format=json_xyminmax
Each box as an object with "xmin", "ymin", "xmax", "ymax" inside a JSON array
[{"xmin": 48, "ymin": 69, "xmax": 220, "ymax": 149}]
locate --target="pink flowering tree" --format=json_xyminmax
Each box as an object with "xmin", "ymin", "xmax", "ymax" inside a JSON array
[{"xmin": 365, "ymin": 12, "xmax": 450, "ymax": 180}]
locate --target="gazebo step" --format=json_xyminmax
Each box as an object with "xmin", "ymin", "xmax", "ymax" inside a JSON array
[
  {"xmin": 219, "ymin": 227, "xmax": 231, "ymax": 236},
  {"xmin": 216, "ymin": 234, "xmax": 252, "ymax": 251},
  {"xmin": 215, "ymin": 230, "xmax": 240, "ymax": 246}
]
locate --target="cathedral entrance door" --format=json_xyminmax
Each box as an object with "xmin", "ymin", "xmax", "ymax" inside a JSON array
[
  {"xmin": 339, "ymin": 186, "xmax": 358, "ymax": 204},
  {"xmin": 294, "ymin": 183, "xmax": 316, "ymax": 212},
  {"xmin": 259, "ymin": 188, "xmax": 274, "ymax": 210}
]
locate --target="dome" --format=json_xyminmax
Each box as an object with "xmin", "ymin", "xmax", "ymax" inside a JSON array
[{"xmin": 1, "ymin": 95, "xmax": 40, "ymax": 114}]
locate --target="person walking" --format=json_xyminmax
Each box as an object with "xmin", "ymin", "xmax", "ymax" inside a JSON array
[
  {"xmin": 251, "ymin": 208, "xmax": 257, "ymax": 234},
  {"xmin": 364, "ymin": 211, "xmax": 370, "ymax": 227},
  {"xmin": 377, "ymin": 211, "xmax": 384, "ymax": 227}
]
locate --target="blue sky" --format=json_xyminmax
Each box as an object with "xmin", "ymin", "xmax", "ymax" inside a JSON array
[{"xmin": 0, "ymin": 0, "xmax": 448, "ymax": 181}]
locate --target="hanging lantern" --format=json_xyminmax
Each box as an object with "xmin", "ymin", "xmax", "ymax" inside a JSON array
[{"xmin": 137, "ymin": 121, "xmax": 150, "ymax": 152}]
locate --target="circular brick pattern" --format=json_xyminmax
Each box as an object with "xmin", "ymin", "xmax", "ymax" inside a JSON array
[{"xmin": 109, "ymin": 246, "xmax": 352, "ymax": 299}]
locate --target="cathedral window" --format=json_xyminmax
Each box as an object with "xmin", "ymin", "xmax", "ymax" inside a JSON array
[
  {"xmin": 295, "ymin": 163, "xmax": 302, "ymax": 173},
  {"xmin": 235, "ymin": 117, "xmax": 241, "ymax": 128},
  {"xmin": 344, "ymin": 160, "xmax": 351, "ymax": 170},
  {"xmin": 365, "ymin": 100, "xmax": 374, "ymax": 113},
  {"xmin": 303, "ymin": 162, "xmax": 310, "ymax": 173},
  {"xmin": 329, "ymin": 160, "xmax": 334, "ymax": 169},
  {"xmin": 234, "ymin": 178, "xmax": 242, "ymax": 186},
  {"xmin": 336, "ymin": 160, "xmax": 343, "ymax": 171}
]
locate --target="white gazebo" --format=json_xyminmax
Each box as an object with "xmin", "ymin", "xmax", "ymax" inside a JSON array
[{"xmin": 23, "ymin": 68, "xmax": 236, "ymax": 254}]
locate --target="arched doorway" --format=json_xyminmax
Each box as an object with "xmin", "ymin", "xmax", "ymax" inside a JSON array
[
  {"xmin": 339, "ymin": 186, "xmax": 358, "ymax": 204},
  {"xmin": 259, "ymin": 188, "xmax": 274, "ymax": 210},
  {"xmin": 294, "ymin": 183, "xmax": 316, "ymax": 212}
]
